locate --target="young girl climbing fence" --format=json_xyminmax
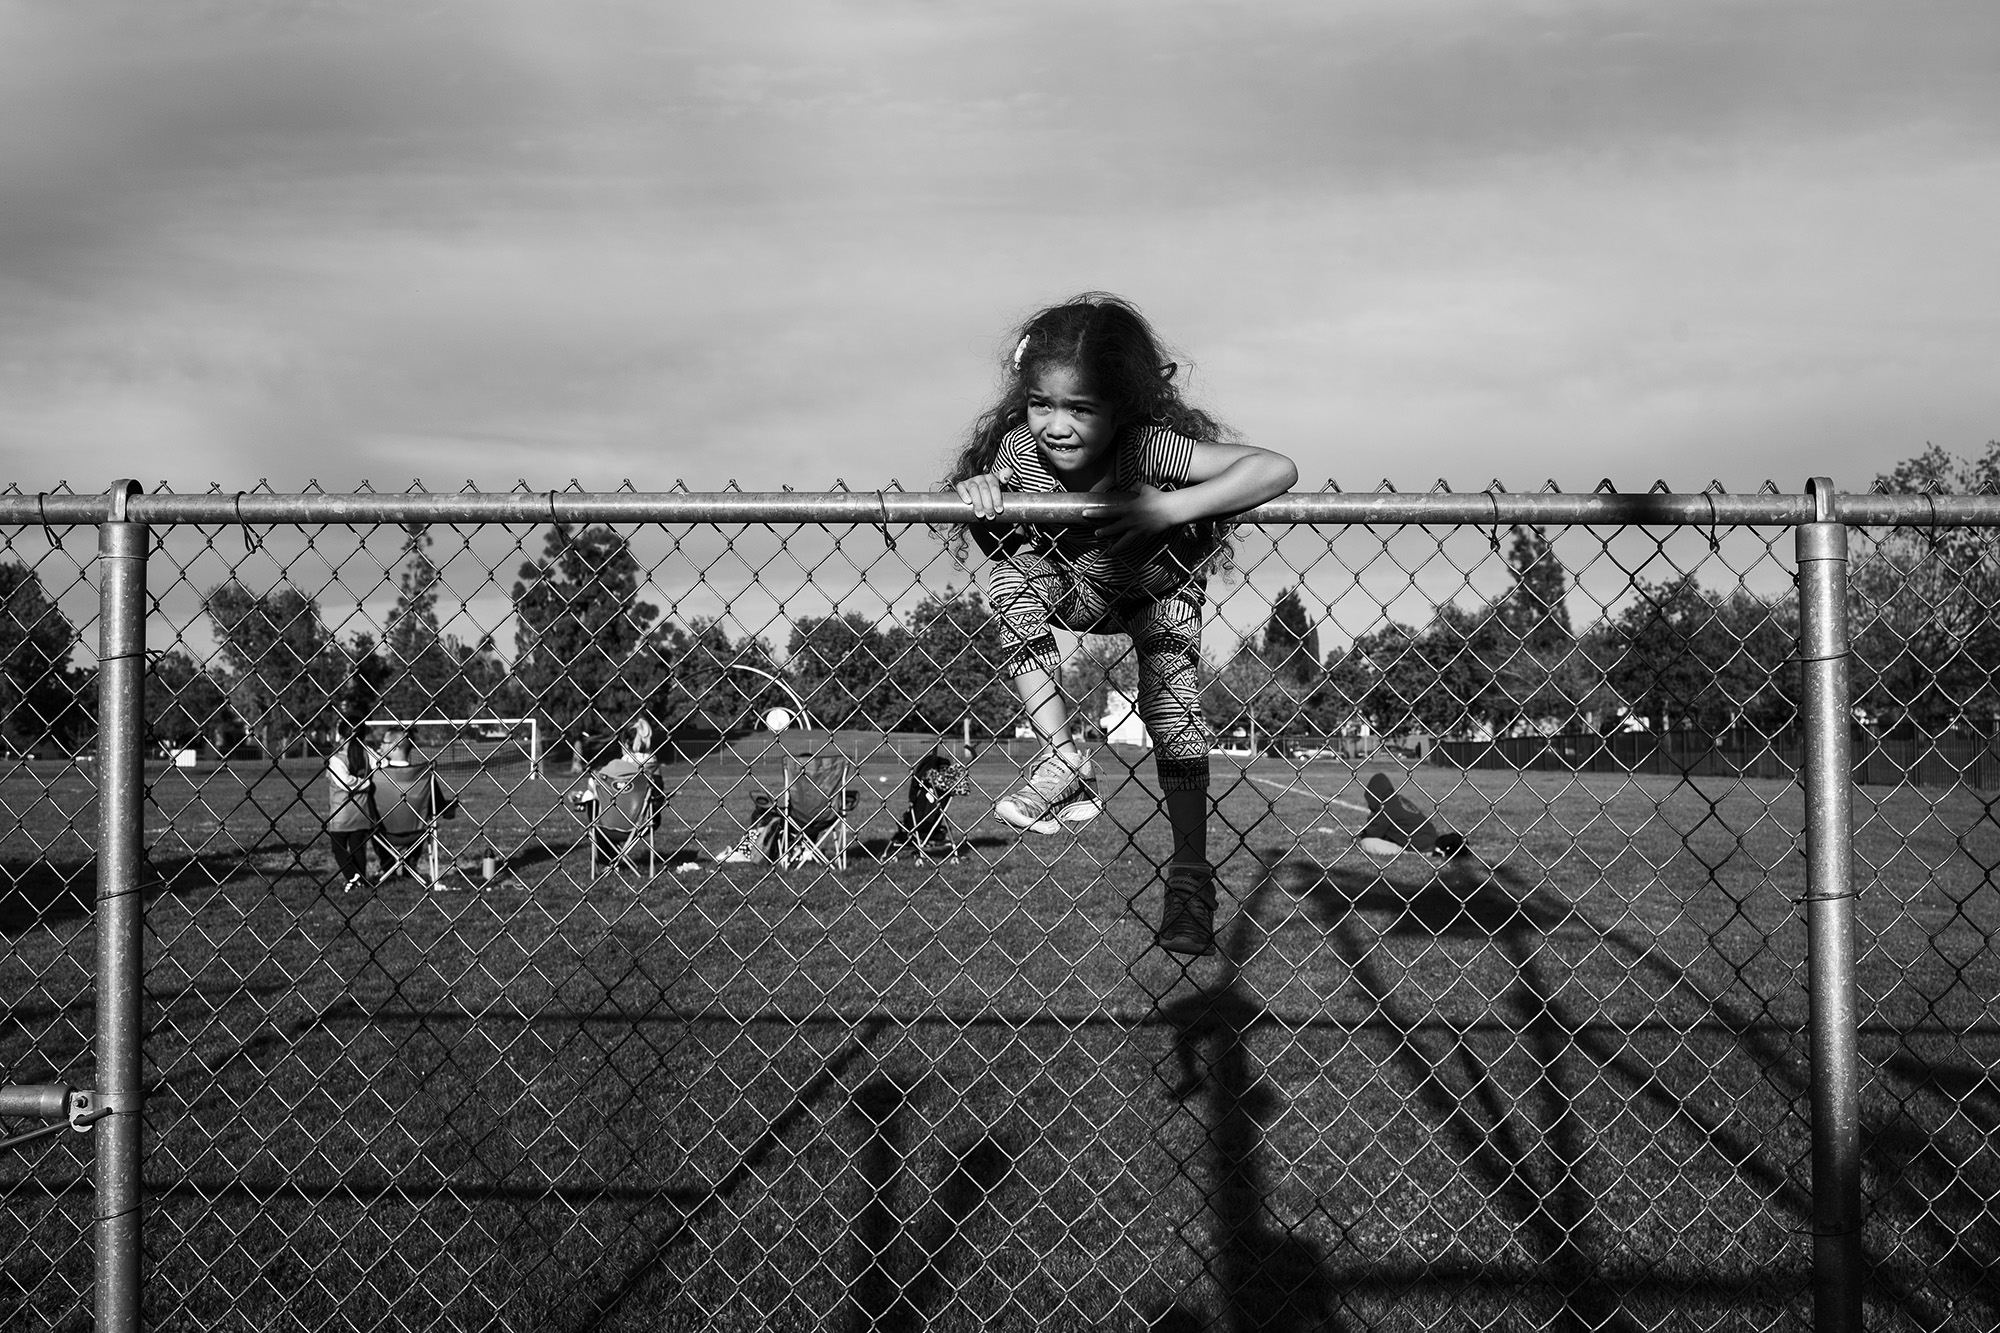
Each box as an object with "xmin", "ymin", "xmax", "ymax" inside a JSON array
[{"xmin": 944, "ymin": 292, "xmax": 1297, "ymax": 957}]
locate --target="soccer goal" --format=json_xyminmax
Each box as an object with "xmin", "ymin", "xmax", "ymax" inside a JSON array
[{"xmin": 365, "ymin": 717, "xmax": 542, "ymax": 779}]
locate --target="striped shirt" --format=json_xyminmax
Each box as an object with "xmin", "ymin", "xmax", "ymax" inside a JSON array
[{"xmin": 975, "ymin": 423, "xmax": 1213, "ymax": 593}]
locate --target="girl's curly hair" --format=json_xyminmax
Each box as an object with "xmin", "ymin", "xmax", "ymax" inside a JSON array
[
  {"xmin": 941, "ymin": 293, "xmax": 1241, "ymax": 568},
  {"xmin": 943, "ymin": 292, "xmax": 1234, "ymax": 485}
]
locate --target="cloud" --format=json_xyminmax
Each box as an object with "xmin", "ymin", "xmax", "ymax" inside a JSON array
[{"xmin": 0, "ymin": 0, "xmax": 1996, "ymax": 493}]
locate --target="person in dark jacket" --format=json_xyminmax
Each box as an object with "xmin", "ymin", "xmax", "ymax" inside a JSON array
[{"xmin": 1358, "ymin": 772, "xmax": 1466, "ymax": 862}]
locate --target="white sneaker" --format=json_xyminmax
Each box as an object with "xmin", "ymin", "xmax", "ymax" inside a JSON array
[{"xmin": 994, "ymin": 747, "xmax": 1101, "ymax": 835}]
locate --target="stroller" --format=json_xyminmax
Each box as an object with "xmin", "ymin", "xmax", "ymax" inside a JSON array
[{"xmin": 884, "ymin": 744, "xmax": 971, "ymax": 862}]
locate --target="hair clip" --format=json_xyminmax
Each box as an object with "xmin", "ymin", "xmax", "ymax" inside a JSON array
[{"xmin": 1012, "ymin": 335, "xmax": 1030, "ymax": 371}]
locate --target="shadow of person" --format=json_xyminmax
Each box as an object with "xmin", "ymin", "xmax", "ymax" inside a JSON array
[
  {"xmin": 1151, "ymin": 864, "xmax": 1351, "ymax": 1333},
  {"xmin": 1294, "ymin": 851, "xmax": 1576, "ymax": 941},
  {"xmin": 843, "ymin": 1075, "xmax": 1012, "ymax": 1333}
]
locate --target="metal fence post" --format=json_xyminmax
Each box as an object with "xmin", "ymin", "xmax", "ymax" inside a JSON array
[
  {"xmin": 95, "ymin": 481, "xmax": 147, "ymax": 1333},
  {"xmin": 1795, "ymin": 477, "xmax": 1863, "ymax": 1332}
]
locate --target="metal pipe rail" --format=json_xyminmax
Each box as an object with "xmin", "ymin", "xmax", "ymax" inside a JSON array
[{"xmin": 6, "ymin": 485, "xmax": 2000, "ymax": 526}]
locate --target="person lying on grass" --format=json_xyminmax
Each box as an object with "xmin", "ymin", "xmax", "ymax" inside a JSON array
[{"xmin": 944, "ymin": 292, "xmax": 1298, "ymax": 958}]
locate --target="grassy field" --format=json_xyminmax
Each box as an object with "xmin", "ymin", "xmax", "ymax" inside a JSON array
[{"xmin": 1, "ymin": 738, "xmax": 1997, "ymax": 1331}]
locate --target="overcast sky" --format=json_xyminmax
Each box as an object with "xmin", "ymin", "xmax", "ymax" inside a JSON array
[{"xmin": 3, "ymin": 0, "xmax": 1997, "ymax": 497}]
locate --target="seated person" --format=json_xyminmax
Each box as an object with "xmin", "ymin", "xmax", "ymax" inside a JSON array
[
  {"xmin": 717, "ymin": 793, "xmax": 782, "ymax": 863},
  {"xmin": 370, "ymin": 728, "xmax": 457, "ymax": 884},
  {"xmin": 1358, "ymin": 772, "xmax": 1466, "ymax": 862}
]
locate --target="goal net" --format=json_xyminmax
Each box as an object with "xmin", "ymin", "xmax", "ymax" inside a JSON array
[{"xmin": 365, "ymin": 717, "xmax": 542, "ymax": 778}]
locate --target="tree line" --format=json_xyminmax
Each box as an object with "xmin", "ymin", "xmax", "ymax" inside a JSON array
[{"xmin": 86, "ymin": 442, "xmax": 2000, "ymax": 760}]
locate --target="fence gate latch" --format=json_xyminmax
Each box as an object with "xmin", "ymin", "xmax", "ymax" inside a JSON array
[
  {"xmin": 0, "ymin": 1084, "xmax": 112, "ymax": 1152},
  {"xmin": 67, "ymin": 1088, "xmax": 103, "ymax": 1132}
]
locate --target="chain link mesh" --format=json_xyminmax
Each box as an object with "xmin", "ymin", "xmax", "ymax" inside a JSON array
[
  {"xmin": 0, "ymin": 496, "xmax": 102, "ymax": 1330},
  {"xmin": 0, "ymin": 484, "xmax": 1994, "ymax": 1330}
]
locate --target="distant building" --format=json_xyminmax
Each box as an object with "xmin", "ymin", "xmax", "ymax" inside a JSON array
[{"xmin": 1102, "ymin": 687, "xmax": 1150, "ymax": 749}]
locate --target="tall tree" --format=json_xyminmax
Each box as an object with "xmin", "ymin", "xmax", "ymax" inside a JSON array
[
  {"xmin": 1310, "ymin": 642, "xmax": 1376, "ymax": 736},
  {"xmin": 1852, "ymin": 442, "xmax": 2000, "ymax": 736},
  {"xmin": 511, "ymin": 524, "xmax": 660, "ymax": 740},
  {"xmin": 204, "ymin": 582, "xmax": 343, "ymax": 756},
  {"xmin": 786, "ymin": 612, "xmax": 898, "ymax": 731},
  {"xmin": 377, "ymin": 524, "xmax": 471, "ymax": 719},
  {"xmin": 385, "ymin": 524, "xmax": 441, "ymax": 665},
  {"xmin": 897, "ymin": 587, "xmax": 1015, "ymax": 737},
  {"xmin": 1206, "ymin": 646, "xmax": 1313, "ymax": 747},
  {"xmin": 781, "ymin": 588, "xmax": 1018, "ymax": 737},
  {"xmin": 1259, "ymin": 586, "xmax": 1320, "ymax": 684},
  {"xmin": 1588, "ymin": 581, "xmax": 1797, "ymax": 736},
  {"xmin": 643, "ymin": 618, "xmax": 777, "ymax": 735},
  {"xmin": 146, "ymin": 649, "xmax": 236, "ymax": 753},
  {"xmin": 1345, "ymin": 605, "xmax": 1499, "ymax": 738},
  {"xmin": 1500, "ymin": 525, "xmax": 1572, "ymax": 651},
  {"xmin": 341, "ymin": 630, "xmax": 395, "ymax": 721},
  {"xmin": 0, "ymin": 562, "xmax": 86, "ymax": 751}
]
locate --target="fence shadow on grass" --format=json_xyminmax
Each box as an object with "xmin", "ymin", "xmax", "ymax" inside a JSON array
[
  {"xmin": 0, "ymin": 857, "xmax": 95, "ymax": 934},
  {"xmin": 0, "ymin": 831, "xmax": 335, "ymax": 935},
  {"xmin": 1254, "ymin": 848, "xmax": 1984, "ymax": 1330},
  {"xmin": 563, "ymin": 1015, "xmax": 892, "ymax": 1333},
  {"xmin": 17, "ymin": 832, "xmax": 1988, "ymax": 1328},
  {"xmin": 1295, "ymin": 853, "xmax": 1649, "ymax": 1330}
]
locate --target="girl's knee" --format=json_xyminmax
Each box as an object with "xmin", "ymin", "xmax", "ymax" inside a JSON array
[{"xmin": 1155, "ymin": 754, "xmax": 1211, "ymax": 792}]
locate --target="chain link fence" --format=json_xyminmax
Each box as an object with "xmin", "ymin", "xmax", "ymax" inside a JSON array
[{"xmin": 0, "ymin": 482, "xmax": 1994, "ymax": 1331}]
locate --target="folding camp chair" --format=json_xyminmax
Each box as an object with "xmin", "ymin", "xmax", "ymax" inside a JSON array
[
  {"xmin": 574, "ymin": 758, "xmax": 663, "ymax": 879},
  {"xmin": 775, "ymin": 754, "xmax": 856, "ymax": 869},
  {"xmin": 374, "ymin": 826, "xmax": 444, "ymax": 886},
  {"xmin": 371, "ymin": 763, "xmax": 453, "ymax": 887}
]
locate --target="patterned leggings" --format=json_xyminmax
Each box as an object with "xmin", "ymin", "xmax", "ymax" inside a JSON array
[{"xmin": 986, "ymin": 553, "xmax": 1211, "ymax": 792}]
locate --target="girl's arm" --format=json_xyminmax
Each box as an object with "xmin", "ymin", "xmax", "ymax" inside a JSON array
[
  {"xmin": 1176, "ymin": 440, "xmax": 1299, "ymax": 517},
  {"xmin": 1089, "ymin": 440, "xmax": 1297, "ymax": 555}
]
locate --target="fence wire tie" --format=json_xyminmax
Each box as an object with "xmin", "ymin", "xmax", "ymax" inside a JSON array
[
  {"xmin": 1486, "ymin": 492, "xmax": 1502, "ymax": 553},
  {"xmin": 1795, "ymin": 889, "xmax": 1862, "ymax": 904},
  {"xmin": 1705, "ymin": 493, "xmax": 1721, "ymax": 553},
  {"xmin": 874, "ymin": 490, "xmax": 897, "ymax": 551},
  {"xmin": 36, "ymin": 492, "xmax": 56, "ymax": 547},
  {"xmin": 234, "ymin": 493, "xmax": 261, "ymax": 553}
]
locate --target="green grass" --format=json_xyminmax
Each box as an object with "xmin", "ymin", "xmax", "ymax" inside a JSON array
[{"xmin": 1, "ymin": 742, "xmax": 1997, "ymax": 1331}]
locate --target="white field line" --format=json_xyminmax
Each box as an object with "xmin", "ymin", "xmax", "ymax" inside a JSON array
[{"xmin": 1244, "ymin": 773, "xmax": 1369, "ymax": 816}]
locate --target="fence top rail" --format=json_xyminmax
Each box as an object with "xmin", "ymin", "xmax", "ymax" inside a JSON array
[{"xmin": 6, "ymin": 486, "xmax": 2000, "ymax": 528}]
